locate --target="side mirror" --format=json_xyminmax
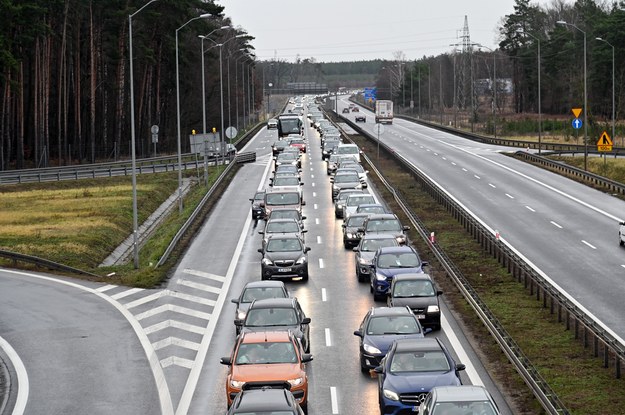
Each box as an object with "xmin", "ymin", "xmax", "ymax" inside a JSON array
[
  {"xmin": 423, "ymin": 327, "xmax": 433, "ymax": 335},
  {"xmin": 353, "ymin": 330, "xmax": 363, "ymax": 337},
  {"xmin": 422, "ymin": 261, "xmax": 429, "ymax": 268},
  {"xmin": 362, "ymin": 183, "xmax": 368, "ymax": 188},
  {"xmin": 329, "ymin": 178, "xmax": 334, "ymax": 183},
  {"xmin": 302, "ymin": 353, "xmax": 314, "ymax": 363},
  {"xmin": 257, "ymin": 248, "xmax": 263, "ymax": 253},
  {"xmin": 437, "ymin": 290, "xmax": 444, "ymax": 296},
  {"xmin": 373, "ymin": 366, "xmax": 383, "ymax": 374},
  {"xmin": 304, "ymin": 247, "xmax": 311, "ymax": 253},
  {"xmin": 269, "ymin": 183, "xmax": 274, "ymax": 187},
  {"xmin": 299, "ymin": 182, "xmax": 304, "ymax": 186},
  {"xmin": 302, "ymin": 230, "xmax": 308, "ymax": 234},
  {"xmin": 341, "ymin": 224, "xmax": 346, "ymax": 228},
  {"xmin": 302, "ymin": 216, "xmax": 307, "ymax": 220},
  {"xmin": 301, "ymin": 201, "xmax": 306, "ymax": 206},
  {"xmin": 231, "ymin": 298, "xmax": 239, "ymax": 304},
  {"xmin": 353, "ymin": 247, "xmax": 358, "ymax": 252},
  {"xmin": 258, "ymin": 231, "xmax": 264, "ymax": 234},
  {"xmin": 220, "ymin": 357, "xmax": 232, "ymax": 365},
  {"xmin": 234, "ymin": 320, "xmax": 243, "ymax": 327},
  {"xmin": 302, "ymin": 317, "xmax": 311, "ymax": 324},
  {"xmin": 249, "ymin": 198, "xmax": 254, "ymax": 202},
  {"xmin": 456, "ymin": 363, "xmax": 466, "ymax": 372},
  {"xmin": 403, "ymin": 226, "xmax": 410, "ymax": 231}
]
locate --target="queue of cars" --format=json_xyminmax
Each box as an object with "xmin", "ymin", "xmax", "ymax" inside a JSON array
[{"xmin": 231, "ymin": 98, "xmax": 498, "ymax": 414}]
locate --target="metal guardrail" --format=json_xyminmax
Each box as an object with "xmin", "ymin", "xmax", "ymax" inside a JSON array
[{"xmin": 0, "ymin": 249, "xmax": 101, "ymax": 278}]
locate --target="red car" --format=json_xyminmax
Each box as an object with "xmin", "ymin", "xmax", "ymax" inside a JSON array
[{"xmin": 288, "ymin": 138, "xmax": 307, "ymax": 153}]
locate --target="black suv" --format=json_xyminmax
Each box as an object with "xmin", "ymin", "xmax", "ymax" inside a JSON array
[
  {"xmin": 249, "ymin": 190, "xmax": 265, "ymax": 220},
  {"xmin": 387, "ymin": 273, "xmax": 442, "ymax": 330},
  {"xmin": 238, "ymin": 297, "xmax": 311, "ymax": 353},
  {"xmin": 359, "ymin": 213, "xmax": 410, "ymax": 245},
  {"xmin": 258, "ymin": 235, "xmax": 310, "ymax": 281}
]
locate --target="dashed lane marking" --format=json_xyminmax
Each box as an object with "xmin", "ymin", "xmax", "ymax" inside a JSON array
[{"xmin": 550, "ymin": 221, "xmax": 563, "ymax": 229}]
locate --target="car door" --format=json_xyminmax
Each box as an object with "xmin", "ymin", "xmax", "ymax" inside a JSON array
[{"xmin": 295, "ymin": 300, "xmax": 310, "ymax": 352}]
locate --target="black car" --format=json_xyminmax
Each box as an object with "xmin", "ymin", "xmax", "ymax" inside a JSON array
[
  {"xmin": 322, "ymin": 140, "xmax": 340, "ymax": 160},
  {"xmin": 353, "ymin": 233, "xmax": 399, "ymax": 282},
  {"xmin": 342, "ymin": 213, "xmax": 369, "ymax": 248},
  {"xmin": 387, "ymin": 273, "xmax": 442, "ymax": 330},
  {"xmin": 249, "ymin": 190, "xmax": 266, "ymax": 220},
  {"xmin": 231, "ymin": 281, "xmax": 290, "ymax": 335},
  {"xmin": 239, "ymin": 297, "xmax": 311, "ymax": 353},
  {"xmin": 342, "ymin": 107, "xmax": 350, "ymax": 114},
  {"xmin": 355, "ymin": 203, "xmax": 388, "ymax": 216},
  {"xmin": 272, "ymin": 140, "xmax": 289, "ymax": 156},
  {"xmin": 259, "ymin": 218, "xmax": 307, "ymax": 249},
  {"xmin": 359, "ymin": 213, "xmax": 410, "ymax": 245},
  {"xmin": 227, "ymin": 384, "xmax": 305, "ymax": 415},
  {"xmin": 331, "ymin": 171, "xmax": 363, "ymax": 200},
  {"xmin": 258, "ymin": 234, "xmax": 310, "ymax": 281},
  {"xmin": 354, "ymin": 306, "xmax": 426, "ymax": 372},
  {"xmin": 355, "ymin": 114, "xmax": 366, "ymax": 122},
  {"xmin": 267, "ymin": 207, "xmax": 306, "ymax": 230}
]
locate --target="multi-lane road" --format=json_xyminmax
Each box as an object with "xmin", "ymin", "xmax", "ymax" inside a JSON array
[{"xmin": 2, "ymin": 95, "xmax": 624, "ymax": 414}]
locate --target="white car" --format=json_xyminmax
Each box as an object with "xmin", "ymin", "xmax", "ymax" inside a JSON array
[
  {"xmin": 267, "ymin": 119, "xmax": 278, "ymax": 129},
  {"xmin": 619, "ymin": 221, "xmax": 625, "ymax": 246}
]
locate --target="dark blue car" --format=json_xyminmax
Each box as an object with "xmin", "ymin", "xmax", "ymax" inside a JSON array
[
  {"xmin": 374, "ymin": 338, "xmax": 465, "ymax": 414},
  {"xmin": 354, "ymin": 306, "xmax": 428, "ymax": 372},
  {"xmin": 370, "ymin": 246, "xmax": 428, "ymax": 301}
]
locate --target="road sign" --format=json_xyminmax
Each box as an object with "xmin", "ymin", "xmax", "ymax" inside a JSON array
[
  {"xmin": 597, "ymin": 131, "xmax": 613, "ymax": 152},
  {"xmin": 571, "ymin": 108, "xmax": 582, "ymax": 118},
  {"xmin": 374, "ymin": 124, "xmax": 385, "ymax": 135},
  {"xmin": 225, "ymin": 126, "xmax": 238, "ymax": 139},
  {"xmin": 572, "ymin": 118, "xmax": 582, "ymax": 129}
]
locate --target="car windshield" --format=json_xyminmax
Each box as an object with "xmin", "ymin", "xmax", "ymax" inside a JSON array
[
  {"xmin": 377, "ymin": 253, "xmax": 420, "ymax": 268},
  {"xmin": 273, "ymin": 177, "xmax": 300, "ymax": 186},
  {"xmin": 337, "ymin": 146, "xmax": 358, "ymax": 155},
  {"xmin": 269, "ymin": 210, "xmax": 299, "ymax": 221},
  {"xmin": 390, "ymin": 351, "xmax": 450, "ymax": 373},
  {"xmin": 357, "ymin": 206, "xmax": 385, "ymax": 214},
  {"xmin": 245, "ymin": 308, "xmax": 298, "ymax": 327},
  {"xmin": 266, "ymin": 193, "xmax": 300, "ymax": 206},
  {"xmin": 254, "ymin": 192, "xmax": 265, "ymax": 201},
  {"xmin": 347, "ymin": 195, "xmax": 375, "ymax": 206},
  {"xmin": 393, "ymin": 280, "xmax": 435, "ymax": 297},
  {"xmin": 235, "ymin": 341, "xmax": 298, "ymax": 365},
  {"xmin": 342, "ymin": 164, "xmax": 364, "ymax": 173},
  {"xmin": 360, "ymin": 238, "xmax": 397, "ymax": 252},
  {"xmin": 366, "ymin": 219, "xmax": 401, "ymax": 232},
  {"xmin": 273, "ymin": 141, "xmax": 288, "ymax": 148},
  {"xmin": 266, "ymin": 238, "xmax": 303, "ymax": 252},
  {"xmin": 431, "ymin": 402, "xmax": 498, "ymax": 415},
  {"xmin": 329, "ymin": 155, "xmax": 341, "ymax": 163},
  {"xmin": 276, "ymin": 166, "xmax": 298, "ymax": 174},
  {"xmin": 334, "ymin": 174, "xmax": 359, "ymax": 183},
  {"xmin": 266, "ymin": 221, "xmax": 300, "ymax": 234},
  {"xmin": 346, "ymin": 216, "xmax": 367, "ymax": 228},
  {"xmin": 367, "ymin": 316, "xmax": 420, "ymax": 335},
  {"xmin": 289, "ymin": 139, "xmax": 305, "ymax": 145},
  {"xmin": 241, "ymin": 287, "xmax": 287, "ymax": 303},
  {"xmin": 278, "ymin": 153, "xmax": 297, "ymax": 161}
]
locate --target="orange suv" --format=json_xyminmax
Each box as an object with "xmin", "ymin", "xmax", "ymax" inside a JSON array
[{"xmin": 220, "ymin": 331, "xmax": 313, "ymax": 411}]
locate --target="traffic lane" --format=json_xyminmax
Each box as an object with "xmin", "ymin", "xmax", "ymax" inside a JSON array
[
  {"xmin": 374, "ymin": 132, "xmax": 625, "ymax": 336},
  {"xmin": 0, "ymin": 271, "xmax": 160, "ymax": 415}
]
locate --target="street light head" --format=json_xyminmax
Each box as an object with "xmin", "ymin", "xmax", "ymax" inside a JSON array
[
  {"xmin": 235, "ymin": 34, "xmax": 246, "ymax": 38},
  {"xmin": 199, "ymin": 13, "xmax": 212, "ymax": 18},
  {"xmin": 556, "ymin": 20, "xmax": 567, "ymax": 25},
  {"xmin": 595, "ymin": 37, "xmax": 604, "ymax": 41},
  {"xmin": 220, "ymin": 25, "xmax": 231, "ymax": 30}
]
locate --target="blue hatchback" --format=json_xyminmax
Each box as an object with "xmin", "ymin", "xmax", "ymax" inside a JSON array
[
  {"xmin": 374, "ymin": 338, "xmax": 466, "ymax": 414},
  {"xmin": 370, "ymin": 246, "xmax": 428, "ymax": 301}
]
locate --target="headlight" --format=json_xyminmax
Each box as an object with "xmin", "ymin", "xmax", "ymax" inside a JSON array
[
  {"xmin": 262, "ymin": 258, "xmax": 273, "ymax": 266},
  {"xmin": 355, "ymin": 183, "xmax": 362, "ymax": 189},
  {"xmin": 346, "ymin": 233, "xmax": 355, "ymax": 238},
  {"xmin": 230, "ymin": 379, "xmax": 245, "ymax": 389},
  {"xmin": 383, "ymin": 389, "xmax": 400, "ymax": 401},
  {"xmin": 358, "ymin": 257, "xmax": 370, "ymax": 265},
  {"xmin": 363, "ymin": 343, "xmax": 381, "ymax": 354},
  {"xmin": 287, "ymin": 377, "xmax": 304, "ymax": 387},
  {"xmin": 337, "ymin": 204, "xmax": 344, "ymax": 209},
  {"xmin": 333, "ymin": 184, "xmax": 339, "ymax": 191},
  {"xmin": 396, "ymin": 235, "xmax": 406, "ymax": 243},
  {"xmin": 376, "ymin": 273, "xmax": 386, "ymax": 281},
  {"xmin": 427, "ymin": 305, "xmax": 440, "ymax": 313},
  {"xmin": 237, "ymin": 311, "xmax": 246, "ymax": 320},
  {"xmin": 296, "ymin": 255, "xmax": 307, "ymax": 265}
]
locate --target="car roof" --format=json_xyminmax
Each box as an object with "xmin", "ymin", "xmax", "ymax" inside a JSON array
[
  {"xmin": 394, "ymin": 337, "xmax": 441, "ymax": 352},
  {"xmin": 430, "ymin": 385, "xmax": 493, "ymax": 402},
  {"xmin": 393, "ymin": 273, "xmax": 433, "ymax": 282},
  {"xmin": 377, "ymin": 246, "xmax": 416, "ymax": 255},
  {"xmin": 365, "ymin": 213, "xmax": 398, "ymax": 220},
  {"xmin": 369, "ymin": 306, "xmax": 413, "ymax": 317},
  {"xmin": 244, "ymin": 280, "xmax": 287, "ymax": 289},
  {"xmin": 249, "ymin": 297, "xmax": 297, "ymax": 309},
  {"xmin": 240, "ymin": 330, "xmax": 292, "ymax": 343}
]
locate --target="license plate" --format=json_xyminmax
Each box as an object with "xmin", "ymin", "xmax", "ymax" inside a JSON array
[
  {"xmin": 416, "ymin": 314, "xmax": 425, "ymax": 319},
  {"xmin": 278, "ymin": 268, "xmax": 292, "ymax": 273},
  {"xmin": 412, "ymin": 406, "xmax": 419, "ymax": 412}
]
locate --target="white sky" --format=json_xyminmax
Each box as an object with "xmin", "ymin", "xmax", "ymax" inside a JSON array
[{"xmin": 216, "ymin": 0, "xmax": 561, "ymax": 62}]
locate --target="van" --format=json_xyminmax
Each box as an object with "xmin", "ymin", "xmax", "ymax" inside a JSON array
[{"xmin": 263, "ymin": 189, "xmax": 305, "ymax": 219}]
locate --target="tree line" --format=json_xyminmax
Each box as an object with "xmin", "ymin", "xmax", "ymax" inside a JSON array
[{"xmin": 0, "ymin": 0, "xmax": 257, "ymax": 170}]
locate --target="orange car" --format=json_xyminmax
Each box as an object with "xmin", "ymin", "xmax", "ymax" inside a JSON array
[{"xmin": 220, "ymin": 331, "xmax": 313, "ymax": 410}]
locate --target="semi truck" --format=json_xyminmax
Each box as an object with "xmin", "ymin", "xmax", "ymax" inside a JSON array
[{"xmin": 375, "ymin": 100, "xmax": 394, "ymax": 124}]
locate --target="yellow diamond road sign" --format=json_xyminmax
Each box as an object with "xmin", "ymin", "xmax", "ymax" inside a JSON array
[
  {"xmin": 597, "ymin": 131, "xmax": 613, "ymax": 152},
  {"xmin": 571, "ymin": 108, "xmax": 582, "ymax": 118}
]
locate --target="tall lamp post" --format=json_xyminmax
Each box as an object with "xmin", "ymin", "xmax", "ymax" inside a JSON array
[
  {"xmin": 477, "ymin": 44, "xmax": 497, "ymax": 137},
  {"xmin": 596, "ymin": 37, "xmax": 616, "ymax": 147},
  {"xmin": 518, "ymin": 30, "xmax": 542, "ymax": 154},
  {"xmin": 199, "ymin": 26, "xmax": 230, "ymax": 135},
  {"xmin": 176, "ymin": 13, "xmax": 212, "ymax": 212},
  {"xmin": 128, "ymin": 0, "xmax": 159, "ymax": 269},
  {"xmin": 557, "ymin": 20, "xmax": 588, "ymax": 170}
]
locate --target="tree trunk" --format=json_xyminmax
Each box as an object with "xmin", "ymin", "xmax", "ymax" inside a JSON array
[
  {"xmin": 90, "ymin": 2, "xmax": 96, "ymax": 163},
  {"xmin": 58, "ymin": 0, "xmax": 69, "ymax": 165}
]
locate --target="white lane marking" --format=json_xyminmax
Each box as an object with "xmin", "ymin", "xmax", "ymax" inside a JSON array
[
  {"xmin": 442, "ymin": 157, "xmax": 447, "ymax": 161},
  {"xmin": 525, "ymin": 206, "xmax": 536, "ymax": 212},
  {"xmin": 314, "ymin": 204, "xmax": 318, "ymax": 210},
  {"xmin": 182, "ymin": 269, "xmax": 226, "ymax": 282},
  {"xmin": 621, "ymin": 265, "xmax": 625, "ymax": 269},
  {"xmin": 462, "ymin": 168, "xmax": 467, "ymax": 172},
  {"xmin": 177, "ymin": 279, "xmax": 221, "ymax": 294},
  {"xmin": 313, "ymin": 192, "xmax": 317, "ymax": 197},
  {"xmin": 315, "ymin": 218, "xmax": 320, "ymax": 225},
  {"xmin": 317, "ymin": 236, "xmax": 322, "ymax": 244},
  {"xmin": 319, "ymin": 258, "xmax": 325, "ymax": 268},
  {"xmin": 153, "ymin": 336, "xmax": 201, "ymax": 352},
  {"xmin": 144, "ymin": 319, "xmax": 205, "ymax": 336},
  {"xmin": 505, "ymin": 194, "xmax": 514, "ymax": 199},
  {"xmin": 96, "ymin": 284, "xmax": 117, "ymax": 292},
  {"xmin": 135, "ymin": 304, "xmax": 212, "ymax": 321},
  {"xmin": 160, "ymin": 356, "xmax": 194, "ymax": 369},
  {"xmin": 451, "ymin": 162, "xmax": 457, "ymax": 166},
  {"xmin": 441, "ymin": 311, "xmax": 484, "ymax": 386},
  {"xmin": 310, "ymin": 167, "xmax": 313, "ymax": 171},
  {"xmin": 488, "ymin": 183, "xmax": 496, "ymax": 188},
  {"xmin": 111, "ymin": 287, "xmax": 144, "ymax": 300},
  {"xmin": 322, "ymin": 288, "xmax": 327, "ymax": 301},
  {"xmin": 550, "ymin": 221, "xmax": 563, "ymax": 229},
  {"xmin": 312, "ymin": 182, "xmax": 316, "ymax": 187},
  {"xmin": 582, "ymin": 240, "xmax": 597, "ymax": 250},
  {"xmin": 325, "ymin": 328, "xmax": 332, "ymax": 346},
  {"xmin": 330, "ymin": 386, "xmax": 339, "ymax": 414},
  {"xmin": 474, "ymin": 175, "xmax": 481, "ymax": 180},
  {"xmin": 311, "ymin": 174, "xmax": 314, "ymax": 179},
  {"xmin": 0, "ymin": 334, "xmax": 28, "ymax": 415}
]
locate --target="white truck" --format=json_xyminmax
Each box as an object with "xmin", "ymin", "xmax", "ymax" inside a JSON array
[{"xmin": 375, "ymin": 100, "xmax": 394, "ymax": 124}]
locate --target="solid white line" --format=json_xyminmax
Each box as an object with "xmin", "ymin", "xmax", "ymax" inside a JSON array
[
  {"xmin": 550, "ymin": 221, "xmax": 563, "ymax": 229},
  {"xmin": 488, "ymin": 183, "xmax": 496, "ymax": 188},
  {"xmin": 505, "ymin": 193, "xmax": 514, "ymax": 199},
  {"xmin": 95, "ymin": 284, "xmax": 117, "ymax": 292},
  {"xmin": 322, "ymin": 288, "xmax": 327, "ymax": 301},
  {"xmin": 330, "ymin": 386, "xmax": 339, "ymax": 414},
  {"xmin": 582, "ymin": 240, "xmax": 597, "ymax": 250},
  {"xmin": 325, "ymin": 328, "xmax": 332, "ymax": 346},
  {"xmin": 319, "ymin": 258, "xmax": 325, "ymax": 268},
  {"xmin": 441, "ymin": 311, "xmax": 484, "ymax": 386},
  {"xmin": 0, "ymin": 334, "xmax": 28, "ymax": 415},
  {"xmin": 525, "ymin": 206, "xmax": 536, "ymax": 212},
  {"xmin": 317, "ymin": 236, "xmax": 322, "ymax": 244},
  {"xmin": 111, "ymin": 287, "xmax": 144, "ymax": 300}
]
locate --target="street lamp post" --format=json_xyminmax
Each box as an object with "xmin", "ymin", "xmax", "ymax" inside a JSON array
[
  {"xmin": 518, "ymin": 30, "xmax": 542, "ymax": 154},
  {"xmin": 477, "ymin": 44, "xmax": 497, "ymax": 137},
  {"xmin": 557, "ymin": 20, "xmax": 588, "ymax": 170},
  {"xmin": 128, "ymin": 0, "xmax": 159, "ymax": 269},
  {"xmin": 199, "ymin": 26, "xmax": 230, "ymax": 135},
  {"xmin": 596, "ymin": 37, "xmax": 616, "ymax": 147},
  {"xmin": 176, "ymin": 13, "xmax": 212, "ymax": 212}
]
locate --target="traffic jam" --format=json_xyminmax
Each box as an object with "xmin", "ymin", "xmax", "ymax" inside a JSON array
[{"xmin": 223, "ymin": 97, "xmax": 501, "ymax": 415}]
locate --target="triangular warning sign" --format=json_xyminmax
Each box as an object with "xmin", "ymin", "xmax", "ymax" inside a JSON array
[
  {"xmin": 597, "ymin": 131, "xmax": 613, "ymax": 146},
  {"xmin": 572, "ymin": 108, "xmax": 582, "ymax": 118}
]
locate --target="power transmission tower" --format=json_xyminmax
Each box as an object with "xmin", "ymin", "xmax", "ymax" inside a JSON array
[{"xmin": 451, "ymin": 16, "xmax": 478, "ymax": 130}]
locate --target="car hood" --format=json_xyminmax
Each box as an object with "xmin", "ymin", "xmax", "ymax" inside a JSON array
[
  {"xmin": 377, "ymin": 268, "xmax": 424, "ymax": 278},
  {"xmin": 390, "ymin": 297, "xmax": 437, "ymax": 309},
  {"xmin": 232, "ymin": 363, "xmax": 304, "ymax": 382},
  {"xmin": 384, "ymin": 371, "xmax": 460, "ymax": 393},
  {"xmin": 264, "ymin": 251, "xmax": 305, "ymax": 262},
  {"xmin": 344, "ymin": 225, "xmax": 362, "ymax": 233},
  {"xmin": 365, "ymin": 333, "xmax": 425, "ymax": 354},
  {"xmin": 358, "ymin": 251, "xmax": 376, "ymax": 263},
  {"xmin": 334, "ymin": 182, "xmax": 360, "ymax": 189}
]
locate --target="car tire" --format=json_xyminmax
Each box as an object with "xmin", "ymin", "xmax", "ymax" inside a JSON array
[
  {"xmin": 301, "ymin": 402, "xmax": 308, "ymax": 414},
  {"xmin": 620, "ymin": 234, "xmax": 624, "ymax": 246},
  {"xmin": 357, "ymin": 272, "xmax": 366, "ymax": 283}
]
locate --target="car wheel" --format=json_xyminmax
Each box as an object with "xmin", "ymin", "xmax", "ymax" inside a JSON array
[
  {"xmin": 357, "ymin": 272, "xmax": 366, "ymax": 283},
  {"xmin": 620, "ymin": 234, "xmax": 624, "ymax": 246},
  {"xmin": 302, "ymin": 273, "xmax": 309, "ymax": 282},
  {"xmin": 301, "ymin": 402, "xmax": 308, "ymax": 414}
]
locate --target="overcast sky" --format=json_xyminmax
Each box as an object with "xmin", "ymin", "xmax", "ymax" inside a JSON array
[{"xmin": 216, "ymin": 0, "xmax": 562, "ymax": 62}]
